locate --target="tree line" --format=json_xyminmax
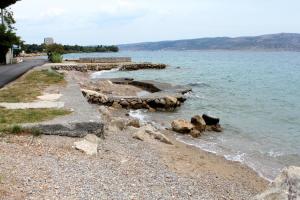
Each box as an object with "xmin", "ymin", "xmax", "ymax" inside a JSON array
[{"xmin": 23, "ymin": 43, "xmax": 119, "ymax": 54}]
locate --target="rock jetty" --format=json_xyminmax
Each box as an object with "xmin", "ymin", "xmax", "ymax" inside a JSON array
[{"xmin": 50, "ymin": 62, "xmax": 166, "ymax": 72}]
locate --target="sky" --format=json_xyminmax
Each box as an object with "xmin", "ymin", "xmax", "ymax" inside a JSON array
[{"xmin": 10, "ymin": 0, "xmax": 300, "ymax": 45}]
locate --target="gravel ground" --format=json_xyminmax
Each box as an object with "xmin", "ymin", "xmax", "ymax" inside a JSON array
[{"xmin": 0, "ymin": 124, "xmax": 266, "ymax": 200}]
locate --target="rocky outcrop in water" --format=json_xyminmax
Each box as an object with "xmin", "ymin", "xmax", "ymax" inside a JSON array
[
  {"xmin": 254, "ymin": 166, "xmax": 300, "ymax": 200},
  {"xmin": 171, "ymin": 115, "xmax": 223, "ymax": 138}
]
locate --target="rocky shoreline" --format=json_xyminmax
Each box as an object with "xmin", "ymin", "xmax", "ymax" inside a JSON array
[{"xmin": 2, "ymin": 58, "xmax": 292, "ymax": 199}]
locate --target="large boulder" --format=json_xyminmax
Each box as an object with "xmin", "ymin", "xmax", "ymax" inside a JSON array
[
  {"xmin": 202, "ymin": 114, "xmax": 220, "ymax": 126},
  {"xmin": 171, "ymin": 119, "xmax": 194, "ymax": 134},
  {"xmin": 191, "ymin": 115, "xmax": 206, "ymax": 132},
  {"xmin": 254, "ymin": 166, "xmax": 300, "ymax": 200}
]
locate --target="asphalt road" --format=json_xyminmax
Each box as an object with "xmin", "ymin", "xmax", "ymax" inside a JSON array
[{"xmin": 0, "ymin": 58, "xmax": 47, "ymax": 88}]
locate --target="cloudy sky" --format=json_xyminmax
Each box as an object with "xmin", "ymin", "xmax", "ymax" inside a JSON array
[{"xmin": 11, "ymin": 0, "xmax": 300, "ymax": 45}]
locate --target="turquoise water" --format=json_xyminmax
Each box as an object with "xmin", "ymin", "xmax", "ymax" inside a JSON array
[{"xmin": 64, "ymin": 51, "xmax": 300, "ymax": 180}]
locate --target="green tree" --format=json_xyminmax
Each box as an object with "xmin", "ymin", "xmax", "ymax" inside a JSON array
[
  {"xmin": 0, "ymin": 0, "xmax": 21, "ymax": 63},
  {"xmin": 1, "ymin": 0, "xmax": 20, "ymax": 24},
  {"xmin": 3, "ymin": 8, "xmax": 16, "ymax": 30},
  {"xmin": 0, "ymin": 25, "xmax": 21, "ymax": 63}
]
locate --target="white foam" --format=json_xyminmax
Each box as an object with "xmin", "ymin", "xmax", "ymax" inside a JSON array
[
  {"xmin": 224, "ymin": 153, "xmax": 246, "ymax": 162},
  {"xmin": 129, "ymin": 110, "xmax": 147, "ymax": 122},
  {"xmin": 267, "ymin": 150, "xmax": 284, "ymax": 158},
  {"xmin": 91, "ymin": 67, "xmax": 121, "ymax": 79}
]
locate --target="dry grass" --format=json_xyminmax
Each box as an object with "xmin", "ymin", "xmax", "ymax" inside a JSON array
[{"xmin": 0, "ymin": 69, "xmax": 65, "ymax": 103}]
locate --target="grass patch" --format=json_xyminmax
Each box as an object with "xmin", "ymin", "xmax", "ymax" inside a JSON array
[
  {"xmin": 0, "ymin": 108, "xmax": 71, "ymax": 124},
  {"xmin": 0, "ymin": 108, "xmax": 71, "ymax": 134},
  {"xmin": 0, "ymin": 69, "xmax": 65, "ymax": 103}
]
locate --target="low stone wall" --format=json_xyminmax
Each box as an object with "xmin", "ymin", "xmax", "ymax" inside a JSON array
[
  {"xmin": 109, "ymin": 78, "xmax": 192, "ymax": 94},
  {"xmin": 81, "ymin": 89, "xmax": 186, "ymax": 111},
  {"xmin": 51, "ymin": 63, "xmax": 167, "ymax": 72},
  {"xmin": 79, "ymin": 57, "xmax": 131, "ymax": 63}
]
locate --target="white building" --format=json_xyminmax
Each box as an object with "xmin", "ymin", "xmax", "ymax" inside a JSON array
[{"xmin": 44, "ymin": 37, "xmax": 54, "ymax": 45}]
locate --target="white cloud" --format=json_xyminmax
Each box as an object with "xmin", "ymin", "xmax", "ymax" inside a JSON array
[
  {"xmin": 40, "ymin": 7, "xmax": 66, "ymax": 18},
  {"xmin": 9, "ymin": 0, "xmax": 300, "ymax": 44}
]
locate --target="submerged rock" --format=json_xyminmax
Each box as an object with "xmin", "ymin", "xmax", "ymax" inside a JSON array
[
  {"xmin": 171, "ymin": 119, "xmax": 194, "ymax": 134},
  {"xmin": 254, "ymin": 166, "xmax": 300, "ymax": 200}
]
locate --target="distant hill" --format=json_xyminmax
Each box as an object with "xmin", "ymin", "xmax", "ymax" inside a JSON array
[{"xmin": 118, "ymin": 33, "xmax": 300, "ymax": 51}]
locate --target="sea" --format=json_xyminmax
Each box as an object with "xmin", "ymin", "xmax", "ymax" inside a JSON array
[{"xmin": 64, "ymin": 51, "xmax": 300, "ymax": 181}]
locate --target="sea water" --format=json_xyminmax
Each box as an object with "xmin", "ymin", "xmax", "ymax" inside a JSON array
[{"xmin": 64, "ymin": 51, "xmax": 300, "ymax": 180}]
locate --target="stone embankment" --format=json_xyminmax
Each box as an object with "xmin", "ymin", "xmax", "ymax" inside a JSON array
[{"xmin": 50, "ymin": 62, "xmax": 167, "ymax": 72}]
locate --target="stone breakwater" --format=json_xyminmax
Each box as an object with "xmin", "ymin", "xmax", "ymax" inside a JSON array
[
  {"xmin": 81, "ymin": 78, "xmax": 192, "ymax": 111},
  {"xmin": 50, "ymin": 62, "xmax": 167, "ymax": 72},
  {"xmin": 119, "ymin": 63, "xmax": 166, "ymax": 71},
  {"xmin": 82, "ymin": 89, "xmax": 186, "ymax": 111}
]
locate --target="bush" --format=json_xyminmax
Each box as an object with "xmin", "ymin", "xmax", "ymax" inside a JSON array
[
  {"xmin": 49, "ymin": 52, "xmax": 63, "ymax": 63},
  {"xmin": 11, "ymin": 125, "xmax": 23, "ymax": 134},
  {"xmin": 30, "ymin": 128, "xmax": 42, "ymax": 137}
]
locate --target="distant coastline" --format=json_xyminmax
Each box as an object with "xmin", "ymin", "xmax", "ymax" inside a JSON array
[{"xmin": 118, "ymin": 33, "xmax": 300, "ymax": 51}]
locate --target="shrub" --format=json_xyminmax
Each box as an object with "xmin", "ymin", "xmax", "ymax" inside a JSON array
[
  {"xmin": 11, "ymin": 125, "xmax": 23, "ymax": 134},
  {"xmin": 29, "ymin": 128, "xmax": 42, "ymax": 137},
  {"xmin": 49, "ymin": 52, "xmax": 63, "ymax": 63}
]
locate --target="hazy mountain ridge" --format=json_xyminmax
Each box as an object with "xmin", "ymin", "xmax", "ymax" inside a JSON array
[{"xmin": 119, "ymin": 33, "xmax": 300, "ymax": 51}]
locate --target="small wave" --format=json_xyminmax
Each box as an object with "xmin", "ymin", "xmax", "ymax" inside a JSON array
[
  {"xmin": 91, "ymin": 67, "xmax": 121, "ymax": 79},
  {"xmin": 267, "ymin": 150, "xmax": 284, "ymax": 158},
  {"xmin": 184, "ymin": 91, "xmax": 205, "ymax": 99},
  {"xmin": 129, "ymin": 110, "xmax": 147, "ymax": 122},
  {"xmin": 224, "ymin": 153, "xmax": 246, "ymax": 162},
  {"xmin": 187, "ymin": 82, "xmax": 211, "ymax": 88}
]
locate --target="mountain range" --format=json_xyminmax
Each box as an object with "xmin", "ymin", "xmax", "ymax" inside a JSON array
[{"xmin": 118, "ymin": 33, "xmax": 300, "ymax": 51}]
